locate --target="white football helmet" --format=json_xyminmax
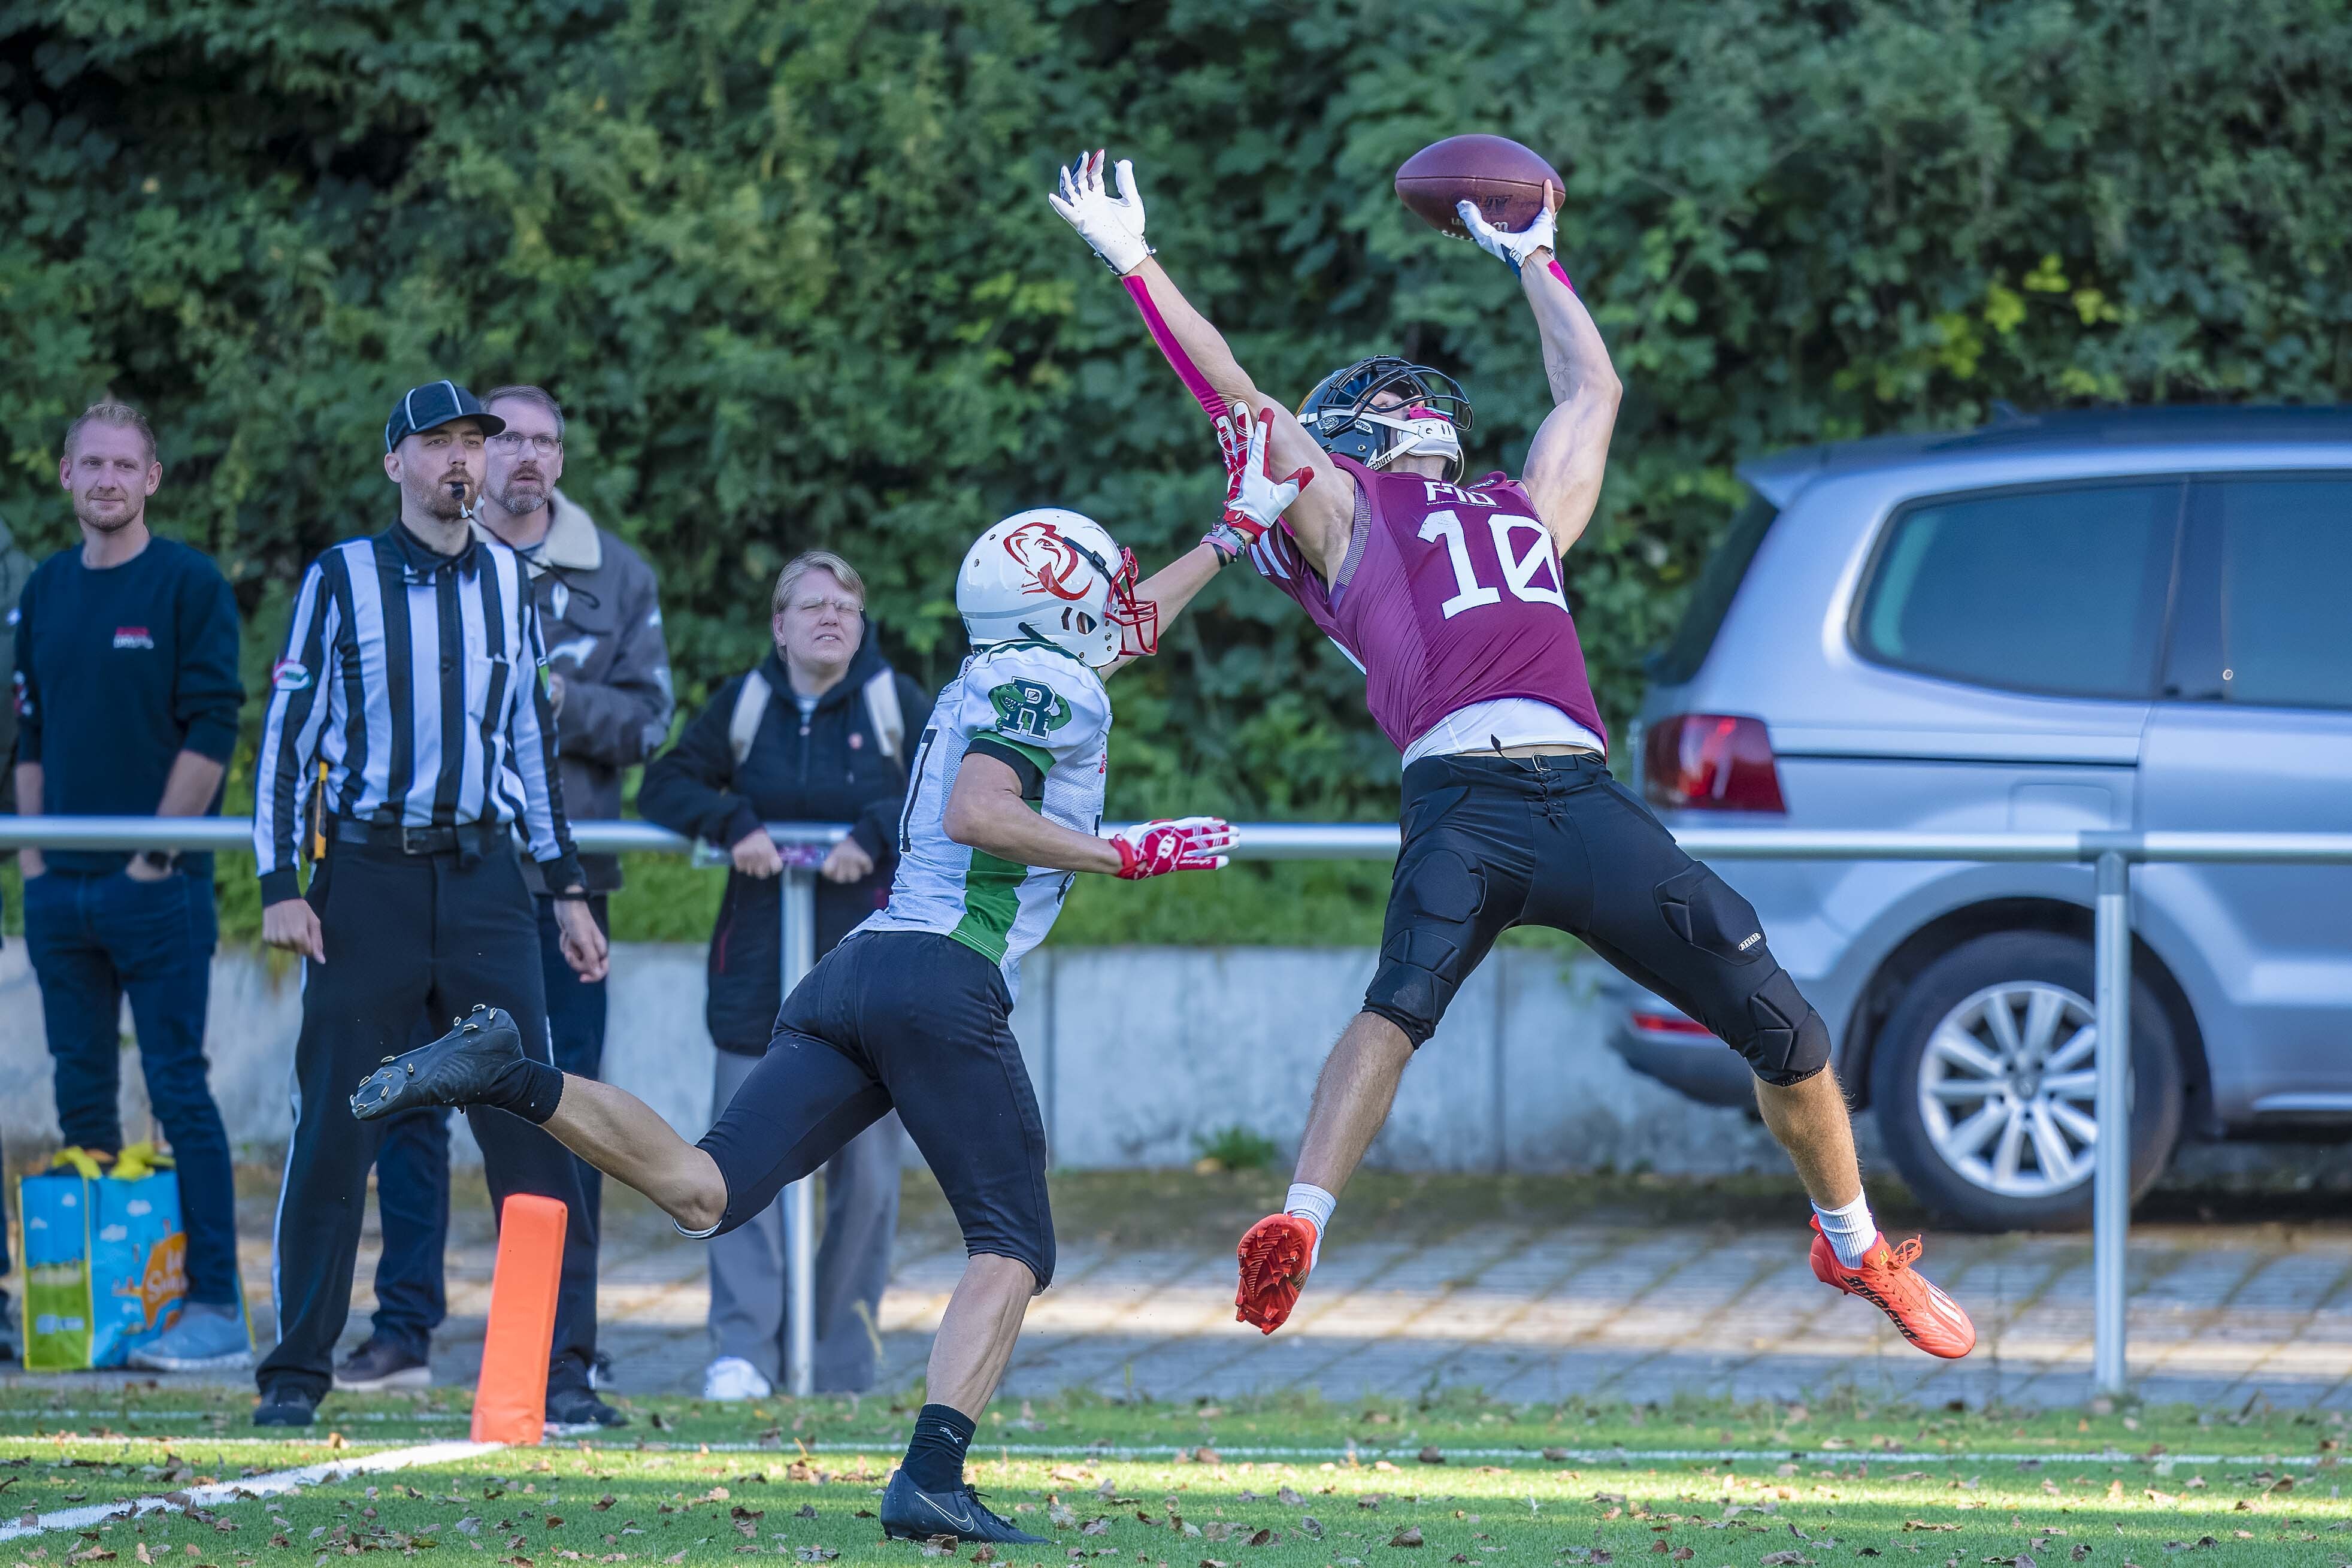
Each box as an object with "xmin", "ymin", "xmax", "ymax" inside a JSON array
[{"xmin": 956, "ymin": 508, "xmax": 1157, "ymax": 669}]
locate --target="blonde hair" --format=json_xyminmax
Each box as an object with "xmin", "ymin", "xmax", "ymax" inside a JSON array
[
  {"xmin": 772, "ymin": 550, "xmax": 866, "ymax": 617},
  {"xmin": 63, "ymin": 400, "xmax": 157, "ymax": 464}
]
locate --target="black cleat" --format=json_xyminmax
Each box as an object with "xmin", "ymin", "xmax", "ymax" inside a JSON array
[
  {"xmin": 351, "ymin": 1005, "xmax": 520, "ymax": 1121},
  {"xmin": 546, "ymin": 1384, "xmax": 629, "ymax": 1429},
  {"xmin": 253, "ymin": 1381, "xmax": 317, "ymax": 1428},
  {"xmin": 880, "ymin": 1471, "xmax": 1048, "ymax": 1545}
]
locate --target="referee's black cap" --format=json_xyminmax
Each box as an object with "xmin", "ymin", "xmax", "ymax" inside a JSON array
[{"xmin": 384, "ymin": 380, "xmax": 507, "ymax": 453}]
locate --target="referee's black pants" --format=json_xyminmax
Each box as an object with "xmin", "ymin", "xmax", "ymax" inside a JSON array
[{"xmin": 257, "ymin": 836, "xmax": 598, "ymax": 1403}]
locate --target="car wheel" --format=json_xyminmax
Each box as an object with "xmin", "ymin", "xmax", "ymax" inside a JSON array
[{"xmin": 1869, "ymin": 930, "xmax": 2183, "ymax": 1233}]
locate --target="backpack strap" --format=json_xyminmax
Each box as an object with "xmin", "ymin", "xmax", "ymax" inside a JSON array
[
  {"xmin": 862, "ymin": 666, "xmax": 904, "ymax": 763},
  {"xmin": 728, "ymin": 668, "xmax": 771, "ymax": 772}
]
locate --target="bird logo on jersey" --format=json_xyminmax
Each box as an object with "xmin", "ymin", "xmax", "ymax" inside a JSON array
[{"xmin": 1000, "ymin": 520, "xmax": 1091, "ymax": 603}]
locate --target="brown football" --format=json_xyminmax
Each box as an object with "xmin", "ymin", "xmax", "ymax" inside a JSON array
[{"xmin": 1395, "ymin": 134, "xmax": 1563, "ymax": 239}]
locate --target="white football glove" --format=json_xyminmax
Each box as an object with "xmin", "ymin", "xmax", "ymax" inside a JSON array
[
  {"xmin": 1457, "ymin": 192, "xmax": 1558, "ymax": 276},
  {"xmin": 1049, "ymin": 150, "xmax": 1153, "ymax": 276}
]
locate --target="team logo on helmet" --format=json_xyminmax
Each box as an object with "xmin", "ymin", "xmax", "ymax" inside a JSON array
[{"xmin": 1001, "ymin": 520, "xmax": 1090, "ymax": 603}]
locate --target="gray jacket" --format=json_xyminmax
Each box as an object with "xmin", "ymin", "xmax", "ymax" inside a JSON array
[{"xmin": 476, "ymin": 491, "xmax": 672, "ymax": 893}]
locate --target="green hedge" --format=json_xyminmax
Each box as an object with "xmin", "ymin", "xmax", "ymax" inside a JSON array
[{"xmin": 6, "ymin": 0, "xmax": 2351, "ymax": 944}]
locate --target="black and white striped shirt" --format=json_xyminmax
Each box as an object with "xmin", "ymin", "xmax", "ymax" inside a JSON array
[{"xmin": 253, "ymin": 523, "xmax": 582, "ymax": 903}]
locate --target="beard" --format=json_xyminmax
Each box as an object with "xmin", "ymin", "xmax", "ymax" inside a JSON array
[
  {"xmin": 73, "ymin": 494, "xmax": 137, "ymax": 532},
  {"xmin": 416, "ymin": 472, "xmax": 474, "ymax": 521},
  {"xmin": 491, "ymin": 472, "xmax": 548, "ymax": 514}
]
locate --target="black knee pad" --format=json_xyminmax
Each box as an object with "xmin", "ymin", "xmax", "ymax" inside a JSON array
[
  {"xmin": 1364, "ymin": 847, "xmax": 1486, "ymax": 1048},
  {"xmin": 1736, "ymin": 966, "xmax": 1832, "ymax": 1086}
]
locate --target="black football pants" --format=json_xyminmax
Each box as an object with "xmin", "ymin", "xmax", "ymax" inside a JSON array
[
  {"xmin": 257, "ymin": 839, "xmax": 599, "ymax": 1403},
  {"xmin": 1364, "ymin": 751, "xmax": 1830, "ymax": 1086}
]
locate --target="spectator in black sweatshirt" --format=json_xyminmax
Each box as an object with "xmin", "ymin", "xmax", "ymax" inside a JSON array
[
  {"xmin": 638, "ymin": 549, "xmax": 928, "ymax": 1398},
  {"xmin": 11, "ymin": 401, "xmax": 248, "ymax": 1371}
]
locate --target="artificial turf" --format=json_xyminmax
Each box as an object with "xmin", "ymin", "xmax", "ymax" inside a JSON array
[{"xmin": 0, "ymin": 1390, "xmax": 2342, "ymax": 1567}]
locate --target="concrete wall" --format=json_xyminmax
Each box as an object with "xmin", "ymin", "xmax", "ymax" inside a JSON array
[{"xmin": 0, "ymin": 939, "xmax": 1805, "ymax": 1174}]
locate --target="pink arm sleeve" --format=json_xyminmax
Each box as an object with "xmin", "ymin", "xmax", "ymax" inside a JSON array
[{"xmin": 1122, "ymin": 273, "xmax": 1231, "ymax": 426}]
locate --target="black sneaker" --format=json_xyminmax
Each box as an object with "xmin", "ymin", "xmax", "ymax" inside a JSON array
[
  {"xmin": 253, "ymin": 1382, "xmax": 317, "ymax": 1428},
  {"xmin": 334, "ymin": 1336, "xmax": 431, "ymax": 1392},
  {"xmin": 546, "ymin": 1385, "xmax": 628, "ymax": 1429},
  {"xmin": 880, "ymin": 1471, "xmax": 1048, "ymax": 1545},
  {"xmin": 350, "ymin": 1005, "xmax": 521, "ymax": 1121}
]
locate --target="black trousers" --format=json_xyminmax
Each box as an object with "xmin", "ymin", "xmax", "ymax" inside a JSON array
[
  {"xmin": 1365, "ymin": 752, "xmax": 1829, "ymax": 1085},
  {"xmin": 257, "ymin": 837, "xmax": 599, "ymax": 1402},
  {"xmin": 700, "ymin": 931, "xmax": 1055, "ymax": 1289}
]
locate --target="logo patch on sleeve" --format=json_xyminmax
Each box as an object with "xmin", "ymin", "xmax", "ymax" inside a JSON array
[
  {"xmin": 989, "ymin": 679, "xmax": 1073, "ymax": 740},
  {"xmin": 270, "ymin": 659, "xmax": 313, "ymax": 692}
]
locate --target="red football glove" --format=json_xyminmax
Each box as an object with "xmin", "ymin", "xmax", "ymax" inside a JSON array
[
  {"xmin": 1203, "ymin": 404, "xmax": 1312, "ymax": 564},
  {"xmin": 1108, "ymin": 816, "xmax": 1235, "ymax": 880}
]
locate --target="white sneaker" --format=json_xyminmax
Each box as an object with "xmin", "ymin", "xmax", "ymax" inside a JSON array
[{"xmin": 702, "ymin": 1356, "xmax": 773, "ymax": 1401}]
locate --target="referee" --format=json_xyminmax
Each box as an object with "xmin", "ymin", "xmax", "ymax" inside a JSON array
[{"xmin": 250, "ymin": 381, "xmax": 615, "ymax": 1428}]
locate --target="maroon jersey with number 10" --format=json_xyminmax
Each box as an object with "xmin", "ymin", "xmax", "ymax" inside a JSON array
[{"xmin": 1245, "ymin": 453, "xmax": 1608, "ymax": 756}]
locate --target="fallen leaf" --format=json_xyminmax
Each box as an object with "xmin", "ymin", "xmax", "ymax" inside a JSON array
[
  {"xmin": 1080, "ymin": 1520, "xmax": 1109, "ymax": 1538},
  {"xmin": 1417, "ymin": 1449, "xmax": 1444, "ymax": 1466},
  {"xmin": 1388, "ymin": 1528, "xmax": 1423, "ymax": 1549},
  {"xmin": 792, "ymin": 1551, "xmax": 837, "ymax": 1563},
  {"xmin": 1246, "ymin": 1530, "xmax": 1274, "ymax": 1548},
  {"xmin": 793, "ymin": 1506, "xmax": 814, "ymax": 1521},
  {"xmin": 1541, "ymin": 1449, "xmax": 1569, "ymax": 1462},
  {"xmin": 1048, "ymin": 1504, "xmax": 1077, "ymax": 1529},
  {"xmin": 1276, "ymin": 1488, "xmax": 1303, "ymax": 1508}
]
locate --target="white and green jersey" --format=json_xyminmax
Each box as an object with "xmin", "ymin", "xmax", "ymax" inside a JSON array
[{"xmin": 856, "ymin": 640, "xmax": 1110, "ymax": 1000}]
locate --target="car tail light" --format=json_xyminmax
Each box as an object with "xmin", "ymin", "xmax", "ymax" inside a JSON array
[
  {"xmin": 1642, "ymin": 713, "xmax": 1787, "ymax": 813},
  {"xmin": 1631, "ymin": 1010, "xmax": 1715, "ymax": 1037}
]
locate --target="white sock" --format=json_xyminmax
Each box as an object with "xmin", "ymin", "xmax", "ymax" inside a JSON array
[
  {"xmin": 1285, "ymin": 1182, "xmax": 1335, "ymax": 1267},
  {"xmin": 1812, "ymin": 1192, "xmax": 1878, "ymax": 1268}
]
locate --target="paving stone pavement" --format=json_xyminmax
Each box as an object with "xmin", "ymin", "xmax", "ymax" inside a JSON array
[
  {"xmin": 394, "ymin": 1188, "xmax": 2352, "ymax": 1412},
  {"xmin": 10, "ymin": 1176, "xmax": 2344, "ymax": 1412}
]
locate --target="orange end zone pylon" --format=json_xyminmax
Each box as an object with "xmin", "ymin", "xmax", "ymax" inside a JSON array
[{"xmin": 471, "ymin": 1192, "xmax": 568, "ymax": 1445}]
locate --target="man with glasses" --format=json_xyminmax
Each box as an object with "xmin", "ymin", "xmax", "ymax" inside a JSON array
[{"xmin": 334, "ymin": 385, "xmax": 671, "ymax": 1404}]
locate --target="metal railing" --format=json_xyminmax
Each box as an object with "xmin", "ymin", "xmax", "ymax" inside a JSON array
[{"xmin": 10, "ymin": 815, "xmax": 2352, "ymax": 1399}]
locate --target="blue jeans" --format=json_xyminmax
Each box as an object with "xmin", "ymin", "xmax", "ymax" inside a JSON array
[
  {"xmin": 21, "ymin": 869, "xmax": 238, "ymax": 1305},
  {"xmin": 371, "ymin": 896, "xmax": 607, "ymax": 1354}
]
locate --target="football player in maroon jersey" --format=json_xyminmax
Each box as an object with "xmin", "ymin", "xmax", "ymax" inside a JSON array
[{"xmin": 1053, "ymin": 151, "xmax": 1975, "ymax": 1362}]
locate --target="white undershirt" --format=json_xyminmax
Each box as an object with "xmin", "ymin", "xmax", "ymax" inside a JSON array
[{"xmin": 1400, "ymin": 697, "xmax": 1608, "ymax": 770}]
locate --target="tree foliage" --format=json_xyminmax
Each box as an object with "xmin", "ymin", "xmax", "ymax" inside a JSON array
[{"xmin": 5, "ymin": 0, "xmax": 2351, "ymax": 852}]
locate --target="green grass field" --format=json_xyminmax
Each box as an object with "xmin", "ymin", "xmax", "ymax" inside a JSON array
[{"xmin": 0, "ymin": 1388, "xmax": 2342, "ymax": 1568}]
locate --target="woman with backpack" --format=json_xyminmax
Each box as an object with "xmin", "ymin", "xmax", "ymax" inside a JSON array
[{"xmin": 638, "ymin": 549, "xmax": 931, "ymax": 1399}]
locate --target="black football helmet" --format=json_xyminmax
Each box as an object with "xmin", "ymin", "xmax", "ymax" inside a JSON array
[{"xmin": 1296, "ymin": 356, "xmax": 1472, "ymax": 483}]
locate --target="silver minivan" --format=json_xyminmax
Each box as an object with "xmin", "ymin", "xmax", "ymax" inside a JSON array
[{"xmin": 1609, "ymin": 406, "xmax": 2352, "ymax": 1231}]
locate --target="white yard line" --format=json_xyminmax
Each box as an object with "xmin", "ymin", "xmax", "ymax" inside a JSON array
[
  {"xmin": 0, "ymin": 1440, "xmax": 505, "ymax": 1541},
  {"xmin": 634, "ymin": 1439, "xmax": 2323, "ymax": 1468}
]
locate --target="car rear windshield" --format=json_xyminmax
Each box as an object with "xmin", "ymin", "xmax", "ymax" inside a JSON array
[
  {"xmin": 1854, "ymin": 480, "xmax": 2182, "ymax": 700},
  {"xmin": 1649, "ymin": 493, "xmax": 1779, "ymax": 686}
]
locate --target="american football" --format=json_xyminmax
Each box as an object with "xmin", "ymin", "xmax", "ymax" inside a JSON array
[{"xmin": 1394, "ymin": 133, "xmax": 1564, "ymax": 238}]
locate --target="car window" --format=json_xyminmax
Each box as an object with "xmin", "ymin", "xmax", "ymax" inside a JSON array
[
  {"xmin": 1854, "ymin": 482, "xmax": 2181, "ymax": 700},
  {"xmin": 1649, "ymin": 494, "xmax": 1778, "ymax": 686},
  {"xmin": 2208, "ymin": 476, "xmax": 2352, "ymax": 709}
]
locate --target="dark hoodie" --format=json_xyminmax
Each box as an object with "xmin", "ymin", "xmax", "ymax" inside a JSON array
[{"xmin": 638, "ymin": 627, "xmax": 932, "ymax": 1053}]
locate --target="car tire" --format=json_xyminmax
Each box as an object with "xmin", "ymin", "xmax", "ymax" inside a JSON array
[{"xmin": 1869, "ymin": 930, "xmax": 2183, "ymax": 1233}]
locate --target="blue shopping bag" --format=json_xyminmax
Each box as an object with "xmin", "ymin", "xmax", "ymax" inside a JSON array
[{"xmin": 20, "ymin": 1145, "xmax": 187, "ymax": 1370}]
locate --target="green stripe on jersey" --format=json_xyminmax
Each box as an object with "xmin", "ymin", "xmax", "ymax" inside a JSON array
[{"xmin": 947, "ymin": 846, "xmax": 1028, "ymax": 964}]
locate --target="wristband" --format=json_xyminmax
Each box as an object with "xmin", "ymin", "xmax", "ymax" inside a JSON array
[{"xmin": 1202, "ymin": 522, "xmax": 1254, "ymax": 565}]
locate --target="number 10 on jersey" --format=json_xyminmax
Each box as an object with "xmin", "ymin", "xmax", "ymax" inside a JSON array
[{"xmin": 1418, "ymin": 510, "xmax": 1570, "ymax": 620}]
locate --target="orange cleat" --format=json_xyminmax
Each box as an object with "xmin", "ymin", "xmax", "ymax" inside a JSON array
[
  {"xmin": 1235, "ymin": 1212, "xmax": 1318, "ymax": 1335},
  {"xmin": 1809, "ymin": 1217, "xmax": 1976, "ymax": 1358}
]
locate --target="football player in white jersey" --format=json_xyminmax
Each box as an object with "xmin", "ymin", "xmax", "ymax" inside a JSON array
[{"xmin": 350, "ymin": 426, "xmax": 1305, "ymax": 1542}]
